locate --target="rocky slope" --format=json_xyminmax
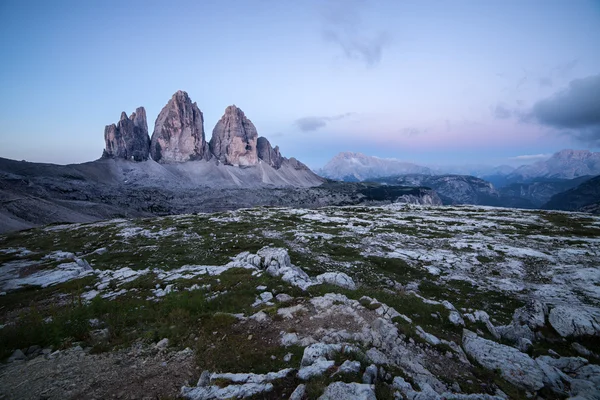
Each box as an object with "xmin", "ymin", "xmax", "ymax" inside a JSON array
[
  {"xmin": 1, "ymin": 205, "xmax": 599, "ymax": 399},
  {"xmin": 102, "ymin": 107, "xmax": 150, "ymax": 161},
  {"xmin": 509, "ymin": 149, "xmax": 600, "ymax": 181},
  {"xmin": 498, "ymin": 175, "xmax": 594, "ymax": 208},
  {"xmin": 374, "ymin": 174, "xmax": 500, "ymax": 206},
  {"xmin": 318, "ymin": 152, "xmax": 432, "ymax": 181},
  {"xmin": 0, "ymin": 157, "xmax": 442, "ymax": 233},
  {"xmin": 150, "ymin": 90, "xmax": 211, "ymax": 163},
  {"xmin": 543, "ymin": 175, "xmax": 600, "ymax": 213}
]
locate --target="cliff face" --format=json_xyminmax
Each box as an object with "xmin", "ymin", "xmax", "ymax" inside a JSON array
[
  {"xmin": 150, "ymin": 91, "xmax": 210, "ymax": 163},
  {"xmin": 209, "ymin": 105, "xmax": 259, "ymax": 166},
  {"xmin": 102, "ymin": 107, "xmax": 150, "ymax": 161},
  {"xmin": 256, "ymin": 137, "xmax": 283, "ymax": 169}
]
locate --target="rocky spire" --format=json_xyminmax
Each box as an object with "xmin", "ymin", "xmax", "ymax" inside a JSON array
[
  {"xmin": 209, "ymin": 105, "xmax": 258, "ymax": 166},
  {"xmin": 150, "ymin": 90, "xmax": 210, "ymax": 163},
  {"xmin": 102, "ymin": 107, "xmax": 150, "ymax": 161},
  {"xmin": 257, "ymin": 137, "xmax": 284, "ymax": 169}
]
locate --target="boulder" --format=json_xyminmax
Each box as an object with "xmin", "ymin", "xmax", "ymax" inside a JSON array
[
  {"xmin": 512, "ymin": 299, "xmax": 547, "ymax": 330},
  {"xmin": 318, "ymin": 382, "xmax": 376, "ymax": 400},
  {"xmin": 209, "ymin": 105, "xmax": 259, "ymax": 166},
  {"xmin": 290, "ymin": 384, "xmax": 306, "ymax": 400},
  {"xmin": 150, "ymin": 90, "xmax": 210, "ymax": 163},
  {"xmin": 462, "ymin": 329, "xmax": 545, "ymax": 391},
  {"xmin": 315, "ymin": 272, "xmax": 356, "ymax": 290},
  {"xmin": 548, "ymin": 306, "xmax": 600, "ymax": 337},
  {"xmin": 337, "ymin": 360, "xmax": 361, "ymax": 375},
  {"xmin": 103, "ymin": 107, "xmax": 150, "ymax": 161},
  {"xmin": 297, "ymin": 359, "xmax": 335, "ymax": 380}
]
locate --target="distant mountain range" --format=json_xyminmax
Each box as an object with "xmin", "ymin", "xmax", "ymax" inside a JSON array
[
  {"xmin": 318, "ymin": 149, "xmax": 600, "ymax": 184},
  {"xmin": 316, "ymin": 152, "xmax": 431, "ymax": 182},
  {"xmin": 317, "ymin": 150, "xmax": 600, "ymax": 212}
]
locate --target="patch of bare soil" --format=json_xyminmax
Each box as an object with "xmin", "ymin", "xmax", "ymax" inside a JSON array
[{"xmin": 0, "ymin": 344, "xmax": 196, "ymax": 400}]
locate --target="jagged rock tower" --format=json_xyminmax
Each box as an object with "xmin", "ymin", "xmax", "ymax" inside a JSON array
[
  {"xmin": 102, "ymin": 107, "xmax": 150, "ymax": 161},
  {"xmin": 150, "ymin": 90, "xmax": 211, "ymax": 163},
  {"xmin": 209, "ymin": 105, "xmax": 259, "ymax": 166}
]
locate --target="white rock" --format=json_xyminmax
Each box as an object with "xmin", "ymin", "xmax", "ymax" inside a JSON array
[
  {"xmin": 318, "ymin": 382, "xmax": 376, "ymax": 400},
  {"xmin": 362, "ymin": 364, "xmax": 378, "ymax": 384},
  {"xmin": 297, "ymin": 358, "xmax": 335, "ymax": 380},
  {"xmin": 549, "ymin": 306, "xmax": 600, "ymax": 337},
  {"xmin": 442, "ymin": 300, "xmax": 457, "ymax": 311},
  {"xmin": 301, "ymin": 343, "xmax": 343, "ymax": 366},
  {"xmin": 315, "ymin": 272, "xmax": 357, "ymax": 290},
  {"xmin": 210, "ymin": 368, "xmax": 293, "ymax": 384},
  {"xmin": 156, "ymin": 338, "xmax": 169, "ymax": 349},
  {"xmin": 289, "ymin": 384, "xmax": 306, "ymax": 400},
  {"xmin": 277, "ymin": 304, "xmax": 307, "ymax": 319},
  {"xmin": 281, "ymin": 332, "xmax": 299, "ymax": 346},
  {"xmin": 392, "ymin": 376, "xmax": 413, "ymax": 393},
  {"xmin": 536, "ymin": 356, "xmax": 588, "ymax": 373},
  {"xmin": 496, "ymin": 323, "xmax": 534, "ymax": 343},
  {"xmin": 449, "ymin": 311, "xmax": 465, "ymax": 326},
  {"xmin": 181, "ymin": 383, "xmax": 274, "ymax": 399},
  {"xmin": 338, "ymin": 360, "xmax": 362, "ymax": 375},
  {"xmin": 416, "ymin": 326, "xmax": 441, "ymax": 345},
  {"xmin": 275, "ymin": 293, "xmax": 293, "ymax": 303},
  {"xmin": 249, "ymin": 311, "xmax": 270, "ymax": 323},
  {"xmin": 366, "ymin": 347, "xmax": 389, "ymax": 365},
  {"xmin": 462, "ymin": 329, "xmax": 545, "ymax": 391},
  {"xmin": 512, "ymin": 300, "xmax": 547, "ymax": 330}
]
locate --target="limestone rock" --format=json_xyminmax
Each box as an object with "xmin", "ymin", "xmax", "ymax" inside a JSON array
[
  {"xmin": 209, "ymin": 105, "xmax": 258, "ymax": 166},
  {"xmin": 103, "ymin": 107, "xmax": 150, "ymax": 161},
  {"xmin": 290, "ymin": 384, "xmax": 306, "ymax": 400},
  {"xmin": 337, "ymin": 360, "xmax": 361, "ymax": 375},
  {"xmin": 548, "ymin": 306, "xmax": 600, "ymax": 337},
  {"xmin": 181, "ymin": 382, "xmax": 273, "ymax": 399},
  {"xmin": 256, "ymin": 137, "xmax": 284, "ymax": 169},
  {"xmin": 150, "ymin": 90, "xmax": 210, "ymax": 163},
  {"xmin": 512, "ymin": 299, "xmax": 547, "ymax": 330},
  {"xmin": 315, "ymin": 272, "xmax": 356, "ymax": 290},
  {"xmin": 318, "ymin": 382, "xmax": 376, "ymax": 400},
  {"xmin": 462, "ymin": 329, "xmax": 545, "ymax": 391},
  {"xmin": 297, "ymin": 359, "xmax": 335, "ymax": 380}
]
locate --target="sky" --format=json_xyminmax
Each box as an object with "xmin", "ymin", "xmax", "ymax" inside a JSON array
[{"xmin": 0, "ymin": 0, "xmax": 599, "ymax": 169}]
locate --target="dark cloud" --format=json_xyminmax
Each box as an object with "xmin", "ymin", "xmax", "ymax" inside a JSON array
[
  {"xmin": 321, "ymin": 0, "xmax": 390, "ymax": 67},
  {"xmin": 294, "ymin": 113, "xmax": 355, "ymax": 132},
  {"xmin": 530, "ymin": 74, "xmax": 600, "ymax": 144}
]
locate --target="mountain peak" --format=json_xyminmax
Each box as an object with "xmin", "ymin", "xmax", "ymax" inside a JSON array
[
  {"xmin": 103, "ymin": 107, "xmax": 150, "ymax": 161},
  {"xmin": 320, "ymin": 152, "xmax": 431, "ymax": 181},
  {"xmin": 150, "ymin": 91, "xmax": 209, "ymax": 163},
  {"xmin": 209, "ymin": 105, "xmax": 258, "ymax": 166}
]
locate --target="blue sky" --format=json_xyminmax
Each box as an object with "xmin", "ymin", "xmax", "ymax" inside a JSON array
[{"xmin": 0, "ymin": 0, "xmax": 599, "ymax": 168}]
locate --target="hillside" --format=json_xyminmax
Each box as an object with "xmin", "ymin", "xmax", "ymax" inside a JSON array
[
  {"xmin": 0, "ymin": 157, "xmax": 441, "ymax": 233},
  {"xmin": 543, "ymin": 175, "xmax": 600, "ymax": 213},
  {"xmin": 1, "ymin": 204, "xmax": 599, "ymax": 399},
  {"xmin": 372, "ymin": 174, "xmax": 500, "ymax": 206},
  {"xmin": 318, "ymin": 152, "xmax": 431, "ymax": 181}
]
